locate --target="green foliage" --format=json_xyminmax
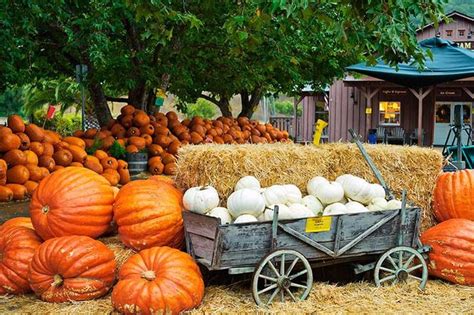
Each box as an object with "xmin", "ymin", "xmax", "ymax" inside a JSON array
[
  {"xmin": 181, "ymin": 98, "xmax": 218, "ymax": 119},
  {"xmin": 32, "ymin": 110, "xmax": 82, "ymax": 136},
  {"xmin": 274, "ymin": 101, "xmax": 302, "ymax": 117},
  {"xmin": 0, "ymin": 87, "xmax": 25, "ymax": 117},
  {"xmin": 22, "ymin": 78, "xmax": 84, "ymax": 117},
  {"xmin": 85, "ymin": 138, "xmax": 103, "ymax": 155},
  {"xmin": 109, "ymin": 141, "xmax": 127, "ymax": 159}
]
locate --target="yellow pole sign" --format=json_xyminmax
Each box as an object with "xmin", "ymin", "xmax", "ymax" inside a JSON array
[{"xmin": 313, "ymin": 119, "xmax": 328, "ymax": 145}]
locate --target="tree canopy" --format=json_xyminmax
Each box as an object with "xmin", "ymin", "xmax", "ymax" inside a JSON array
[{"xmin": 1, "ymin": 0, "xmax": 446, "ymax": 122}]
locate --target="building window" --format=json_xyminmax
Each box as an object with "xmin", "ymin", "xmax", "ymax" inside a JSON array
[
  {"xmin": 379, "ymin": 102, "xmax": 401, "ymax": 126},
  {"xmin": 459, "ymin": 29, "xmax": 465, "ymax": 37},
  {"xmin": 446, "ymin": 30, "xmax": 453, "ymax": 37}
]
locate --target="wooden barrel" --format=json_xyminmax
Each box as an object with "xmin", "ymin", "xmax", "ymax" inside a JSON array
[{"xmin": 126, "ymin": 152, "xmax": 148, "ymax": 175}]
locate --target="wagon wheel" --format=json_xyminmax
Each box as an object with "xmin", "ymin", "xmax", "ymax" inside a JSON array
[
  {"xmin": 252, "ymin": 249, "xmax": 313, "ymax": 306},
  {"xmin": 374, "ymin": 246, "xmax": 428, "ymax": 290}
]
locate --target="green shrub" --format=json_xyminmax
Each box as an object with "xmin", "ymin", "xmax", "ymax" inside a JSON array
[
  {"xmin": 183, "ymin": 98, "xmax": 218, "ymax": 119},
  {"xmin": 32, "ymin": 109, "xmax": 82, "ymax": 136},
  {"xmin": 274, "ymin": 100, "xmax": 302, "ymax": 117}
]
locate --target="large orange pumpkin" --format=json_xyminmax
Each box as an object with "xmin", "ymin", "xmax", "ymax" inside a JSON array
[
  {"xmin": 0, "ymin": 226, "xmax": 42, "ymax": 294},
  {"xmin": 111, "ymin": 246, "xmax": 204, "ymax": 315},
  {"xmin": 420, "ymin": 218, "xmax": 474, "ymax": 285},
  {"xmin": 0, "ymin": 217, "xmax": 33, "ymax": 231},
  {"xmin": 28, "ymin": 235, "xmax": 116, "ymax": 302},
  {"xmin": 30, "ymin": 167, "xmax": 115, "ymax": 240},
  {"xmin": 433, "ymin": 170, "xmax": 474, "ymax": 221},
  {"xmin": 113, "ymin": 180, "xmax": 184, "ymax": 251}
]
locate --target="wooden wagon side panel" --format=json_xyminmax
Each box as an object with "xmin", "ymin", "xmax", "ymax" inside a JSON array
[{"xmin": 182, "ymin": 212, "xmax": 220, "ymax": 268}]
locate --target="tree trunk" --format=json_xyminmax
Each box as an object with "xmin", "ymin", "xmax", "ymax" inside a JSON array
[
  {"xmin": 217, "ymin": 97, "xmax": 232, "ymax": 117},
  {"xmin": 128, "ymin": 81, "xmax": 148, "ymax": 110},
  {"xmin": 239, "ymin": 87, "xmax": 263, "ymax": 118},
  {"xmin": 88, "ymin": 82, "xmax": 112, "ymax": 126}
]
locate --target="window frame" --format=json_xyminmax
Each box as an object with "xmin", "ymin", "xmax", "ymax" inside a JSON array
[{"xmin": 378, "ymin": 101, "xmax": 402, "ymax": 126}]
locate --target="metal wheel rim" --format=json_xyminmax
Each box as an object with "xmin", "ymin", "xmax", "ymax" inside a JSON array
[
  {"xmin": 252, "ymin": 249, "xmax": 313, "ymax": 307},
  {"xmin": 374, "ymin": 246, "xmax": 428, "ymax": 290}
]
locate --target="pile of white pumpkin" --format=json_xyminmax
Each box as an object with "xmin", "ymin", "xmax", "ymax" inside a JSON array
[{"xmin": 182, "ymin": 174, "xmax": 403, "ymax": 224}]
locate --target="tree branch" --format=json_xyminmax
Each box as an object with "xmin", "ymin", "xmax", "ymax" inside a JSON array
[
  {"xmin": 105, "ymin": 96, "xmax": 129, "ymax": 103},
  {"xmin": 199, "ymin": 93, "xmax": 219, "ymax": 105}
]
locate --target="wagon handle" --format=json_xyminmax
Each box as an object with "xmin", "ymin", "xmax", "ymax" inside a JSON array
[
  {"xmin": 398, "ymin": 190, "xmax": 407, "ymax": 246},
  {"xmin": 348, "ymin": 128, "xmax": 395, "ymax": 200},
  {"xmin": 271, "ymin": 205, "xmax": 279, "ymax": 251}
]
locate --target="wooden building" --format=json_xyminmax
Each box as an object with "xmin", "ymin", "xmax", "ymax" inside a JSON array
[{"xmin": 328, "ymin": 11, "xmax": 474, "ymax": 146}]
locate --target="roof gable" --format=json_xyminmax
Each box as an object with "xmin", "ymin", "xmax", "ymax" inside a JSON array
[{"xmin": 417, "ymin": 11, "xmax": 474, "ymax": 33}]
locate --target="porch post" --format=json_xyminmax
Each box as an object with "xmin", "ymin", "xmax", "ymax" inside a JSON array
[
  {"xmin": 359, "ymin": 87, "xmax": 380, "ymax": 138},
  {"xmin": 409, "ymin": 87, "xmax": 433, "ymax": 146},
  {"xmin": 293, "ymin": 96, "xmax": 304, "ymax": 141}
]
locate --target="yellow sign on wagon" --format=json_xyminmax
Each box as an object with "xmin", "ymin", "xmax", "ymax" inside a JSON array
[{"xmin": 305, "ymin": 216, "xmax": 332, "ymax": 233}]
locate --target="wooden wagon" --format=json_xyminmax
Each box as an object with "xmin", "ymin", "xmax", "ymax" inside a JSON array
[{"xmin": 183, "ymin": 195, "xmax": 431, "ymax": 306}]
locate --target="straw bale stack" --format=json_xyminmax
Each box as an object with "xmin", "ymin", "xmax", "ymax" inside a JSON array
[{"xmin": 176, "ymin": 143, "xmax": 443, "ymax": 231}]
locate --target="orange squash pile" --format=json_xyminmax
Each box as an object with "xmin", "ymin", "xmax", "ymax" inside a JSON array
[
  {"xmin": 0, "ymin": 115, "xmax": 130, "ymax": 202},
  {"xmin": 421, "ymin": 169, "xmax": 474, "ymax": 286},
  {"xmin": 74, "ymin": 106, "xmax": 290, "ymax": 176}
]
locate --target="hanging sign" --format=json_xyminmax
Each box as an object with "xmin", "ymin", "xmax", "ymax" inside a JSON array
[
  {"xmin": 154, "ymin": 89, "xmax": 166, "ymax": 107},
  {"xmin": 46, "ymin": 105, "xmax": 56, "ymax": 120},
  {"xmin": 365, "ymin": 107, "xmax": 372, "ymax": 114},
  {"xmin": 313, "ymin": 119, "xmax": 328, "ymax": 145},
  {"xmin": 436, "ymin": 89, "xmax": 462, "ymax": 97}
]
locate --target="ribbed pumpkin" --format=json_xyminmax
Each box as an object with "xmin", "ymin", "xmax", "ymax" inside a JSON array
[
  {"xmin": 148, "ymin": 156, "xmax": 164, "ymax": 175},
  {"xmin": 24, "ymin": 180, "xmax": 39, "ymax": 196},
  {"xmin": 0, "ymin": 159, "xmax": 7, "ymax": 185},
  {"xmin": 68, "ymin": 145, "xmax": 87, "ymax": 163},
  {"xmin": 6, "ymin": 184, "xmax": 27, "ymax": 200},
  {"xmin": 0, "ymin": 226, "xmax": 42, "ymax": 295},
  {"xmin": 42, "ymin": 142, "xmax": 54, "ymax": 156},
  {"xmin": 102, "ymin": 169, "xmax": 120, "ymax": 186},
  {"xmin": 28, "ymin": 236, "xmax": 116, "ymax": 302},
  {"xmin": 433, "ymin": 170, "xmax": 474, "ymax": 221},
  {"xmin": 16, "ymin": 132, "xmax": 30, "ymax": 150},
  {"xmin": 6, "ymin": 165, "xmax": 29, "ymax": 184},
  {"xmin": 62, "ymin": 136, "xmax": 86, "ymax": 149},
  {"xmin": 3, "ymin": 149, "xmax": 26, "ymax": 166},
  {"xmin": 420, "ymin": 219, "xmax": 474, "ymax": 285},
  {"xmin": 0, "ymin": 186, "xmax": 13, "ymax": 202},
  {"xmin": 26, "ymin": 164, "xmax": 43, "ymax": 182},
  {"xmin": 25, "ymin": 124, "xmax": 44, "ymax": 142},
  {"xmin": 84, "ymin": 155, "xmax": 104, "ymax": 174},
  {"xmin": 133, "ymin": 112, "xmax": 150, "ymax": 127},
  {"xmin": 113, "ymin": 180, "xmax": 184, "ymax": 251},
  {"xmin": 128, "ymin": 136, "xmax": 146, "ymax": 150},
  {"xmin": 7, "ymin": 115, "xmax": 25, "ymax": 133},
  {"xmin": 0, "ymin": 217, "xmax": 33, "ymax": 231},
  {"xmin": 112, "ymin": 246, "xmax": 204, "ymax": 315},
  {"xmin": 24, "ymin": 150, "xmax": 39, "ymax": 165},
  {"xmin": 101, "ymin": 157, "xmax": 118, "ymax": 170},
  {"xmin": 53, "ymin": 149, "xmax": 73, "ymax": 167},
  {"xmin": 43, "ymin": 130, "xmax": 61, "ymax": 145},
  {"xmin": 38, "ymin": 155, "xmax": 56, "ymax": 172},
  {"xmin": 30, "ymin": 167, "xmax": 115, "ymax": 240},
  {"xmin": 29, "ymin": 142, "xmax": 44, "ymax": 157},
  {"xmin": 0, "ymin": 132, "xmax": 21, "ymax": 152},
  {"xmin": 118, "ymin": 168, "xmax": 131, "ymax": 185},
  {"xmin": 94, "ymin": 150, "xmax": 109, "ymax": 160}
]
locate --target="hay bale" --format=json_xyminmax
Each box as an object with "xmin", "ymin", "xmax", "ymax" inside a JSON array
[{"xmin": 176, "ymin": 143, "xmax": 443, "ymax": 231}]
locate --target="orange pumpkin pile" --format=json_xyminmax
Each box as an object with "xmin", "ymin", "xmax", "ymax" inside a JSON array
[
  {"xmin": 74, "ymin": 106, "xmax": 290, "ymax": 176},
  {"xmin": 0, "ymin": 115, "xmax": 130, "ymax": 202},
  {"xmin": 0, "ymin": 169, "xmax": 204, "ymax": 312},
  {"xmin": 420, "ymin": 169, "xmax": 474, "ymax": 286}
]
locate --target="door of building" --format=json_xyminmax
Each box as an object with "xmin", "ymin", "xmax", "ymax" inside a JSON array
[{"xmin": 434, "ymin": 102, "xmax": 472, "ymax": 146}]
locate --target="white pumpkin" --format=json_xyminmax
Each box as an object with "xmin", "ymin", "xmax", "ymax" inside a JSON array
[
  {"xmin": 227, "ymin": 188, "xmax": 265, "ymax": 218},
  {"xmin": 269, "ymin": 204, "xmax": 294, "ymax": 220},
  {"xmin": 257, "ymin": 208, "xmax": 274, "ymax": 222},
  {"xmin": 307, "ymin": 176, "xmax": 329, "ymax": 196},
  {"xmin": 288, "ymin": 203, "xmax": 314, "ymax": 219},
  {"xmin": 367, "ymin": 197, "xmax": 388, "ymax": 211},
  {"xmin": 335, "ymin": 174, "xmax": 353, "ymax": 186},
  {"xmin": 183, "ymin": 186, "xmax": 220, "ymax": 214},
  {"xmin": 336, "ymin": 196, "xmax": 348, "ymax": 205},
  {"xmin": 345, "ymin": 201, "xmax": 369, "ymax": 214},
  {"xmin": 234, "ymin": 214, "xmax": 258, "ymax": 224},
  {"xmin": 386, "ymin": 199, "xmax": 403, "ymax": 210},
  {"xmin": 235, "ymin": 176, "xmax": 261, "ymax": 191},
  {"xmin": 315, "ymin": 181, "xmax": 344, "ymax": 205},
  {"xmin": 207, "ymin": 207, "xmax": 232, "ymax": 224},
  {"xmin": 323, "ymin": 203, "xmax": 347, "ymax": 216},
  {"xmin": 284, "ymin": 184, "xmax": 302, "ymax": 204},
  {"xmin": 370, "ymin": 184, "xmax": 386, "ymax": 200},
  {"xmin": 302, "ymin": 195, "xmax": 323, "ymax": 216},
  {"xmin": 263, "ymin": 185, "xmax": 287, "ymax": 206},
  {"xmin": 340, "ymin": 175, "xmax": 373, "ymax": 204}
]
